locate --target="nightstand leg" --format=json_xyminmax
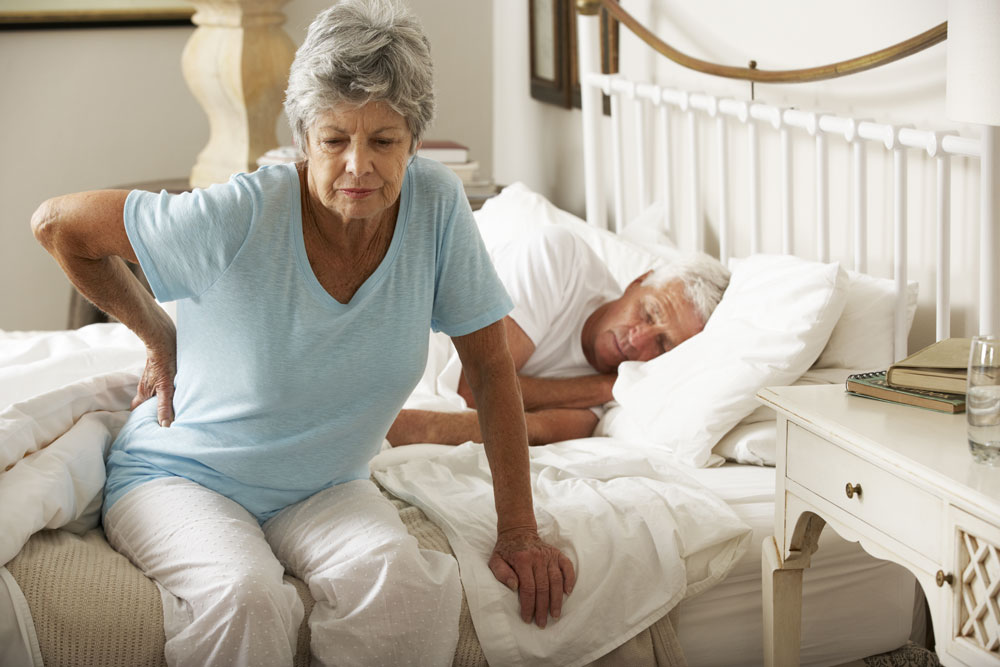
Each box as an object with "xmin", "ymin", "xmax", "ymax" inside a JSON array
[{"xmin": 762, "ymin": 536, "xmax": 804, "ymax": 667}]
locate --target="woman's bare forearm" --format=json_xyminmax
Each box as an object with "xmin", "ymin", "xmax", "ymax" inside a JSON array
[
  {"xmin": 54, "ymin": 254, "xmax": 173, "ymax": 344},
  {"xmin": 452, "ymin": 322, "xmax": 536, "ymax": 533}
]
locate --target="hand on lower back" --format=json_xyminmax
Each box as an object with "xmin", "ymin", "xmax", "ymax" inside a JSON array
[{"xmin": 132, "ymin": 328, "xmax": 177, "ymax": 428}]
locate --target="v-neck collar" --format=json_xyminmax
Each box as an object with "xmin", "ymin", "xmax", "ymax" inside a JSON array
[{"xmin": 291, "ymin": 163, "xmax": 411, "ymax": 311}]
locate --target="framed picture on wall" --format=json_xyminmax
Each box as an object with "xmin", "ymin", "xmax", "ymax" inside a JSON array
[
  {"xmin": 529, "ymin": 0, "xmax": 618, "ymax": 110},
  {"xmin": 0, "ymin": 0, "xmax": 193, "ymax": 29}
]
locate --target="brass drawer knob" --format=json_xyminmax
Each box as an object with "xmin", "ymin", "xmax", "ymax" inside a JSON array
[
  {"xmin": 936, "ymin": 570, "xmax": 953, "ymax": 587},
  {"xmin": 845, "ymin": 482, "xmax": 862, "ymax": 499}
]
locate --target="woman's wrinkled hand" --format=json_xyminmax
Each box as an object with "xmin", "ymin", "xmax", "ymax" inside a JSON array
[
  {"xmin": 132, "ymin": 329, "xmax": 177, "ymax": 428},
  {"xmin": 488, "ymin": 526, "xmax": 576, "ymax": 628}
]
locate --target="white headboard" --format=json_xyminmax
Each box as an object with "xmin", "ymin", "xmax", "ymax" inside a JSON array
[{"xmin": 576, "ymin": 2, "xmax": 999, "ymax": 359}]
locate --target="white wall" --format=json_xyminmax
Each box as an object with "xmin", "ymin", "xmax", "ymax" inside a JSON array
[
  {"xmin": 1, "ymin": 0, "xmax": 492, "ymax": 331},
  {"xmin": 492, "ymin": 0, "xmax": 587, "ymax": 217}
]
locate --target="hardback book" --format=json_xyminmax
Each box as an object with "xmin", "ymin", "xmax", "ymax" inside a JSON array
[
  {"xmin": 463, "ymin": 180, "xmax": 498, "ymax": 197},
  {"xmin": 444, "ymin": 160, "xmax": 480, "ymax": 185},
  {"xmin": 416, "ymin": 140, "xmax": 469, "ymax": 163},
  {"xmin": 846, "ymin": 370, "xmax": 965, "ymax": 413},
  {"xmin": 886, "ymin": 337, "xmax": 972, "ymax": 395}
]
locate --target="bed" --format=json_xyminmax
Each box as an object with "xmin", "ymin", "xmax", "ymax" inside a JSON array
[{"xmin": 2, "ymin": 1, "xmax": 996, "ymax": 665}]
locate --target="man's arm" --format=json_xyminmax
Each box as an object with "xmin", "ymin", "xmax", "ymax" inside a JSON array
[
  {"xmin": 32, "ymin": 191, "xmax": 177, "ymax": 425},
  {"xmin": 387, "ymin": 407, "xmax": 599, "ymax": 446},
  {"xmin": 513, "ymin": 375, "xmax": 616, "ymax": 411},
  {"xmin": 457, "ymin": 316, "xmax": 616, "ymax": 411},
  {"xmin": 450, "ymin": 319, "xmax": 575, "ymax": 628}
]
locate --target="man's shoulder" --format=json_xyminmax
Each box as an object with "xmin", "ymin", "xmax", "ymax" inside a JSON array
[{"xmin": 522, "ymin": 224, "xmax": 600, "ymax": 265}]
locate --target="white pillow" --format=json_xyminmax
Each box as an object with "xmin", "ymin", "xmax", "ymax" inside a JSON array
[
  {"xmin": 474, "ymin": 183, "xmax": 673, "ymax": 289},
  {"xmin": 711, "ymin": 367, "xmax": 856, "ymax": 466},
  {"xmin": 813, "ymin": 270, "xmax": 919, "ymax": 371},
  {"xmin": 712, "ymin": 421, "xmax": 777, "ymax": 467},
  {"xmin": 604, "ymin": 254, "xmax": 849, "ymax": 468}
]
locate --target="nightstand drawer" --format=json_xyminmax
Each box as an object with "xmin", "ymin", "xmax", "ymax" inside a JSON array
[{"xmin": 786, "ymin": 422, "xmax": 943, "ymax": 562}]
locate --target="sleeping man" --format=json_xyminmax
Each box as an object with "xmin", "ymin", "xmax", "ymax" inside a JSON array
[{"xmin": 387, "ymin": 224, "xmax": 730, "ymax": 447}]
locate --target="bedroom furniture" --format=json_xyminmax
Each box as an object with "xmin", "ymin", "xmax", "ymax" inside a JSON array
[
  {"xmin": 759, "ymin": 383, "xmax": 1000, "ymax": 666},
  {"xmin": 181, "ymin": 0, "xmax": 295, "ymax": 188}
]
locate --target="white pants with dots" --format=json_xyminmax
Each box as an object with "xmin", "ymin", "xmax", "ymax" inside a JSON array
[{"xmin": 104, "ymin": 476, "xmax": 461, "ymax": 667}]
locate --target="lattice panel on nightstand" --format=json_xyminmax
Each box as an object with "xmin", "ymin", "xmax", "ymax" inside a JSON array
[{"xmin": 957, "ymin": 529, "xmax": 1000, "ymax": 654}]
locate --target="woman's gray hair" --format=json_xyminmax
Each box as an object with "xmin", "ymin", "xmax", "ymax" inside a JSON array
[
  {"xmin": 642, "ymin": 253, "xmax": 730, "ymax": 325},
  {"xmin": 284, "ymin": 0, "xmax": 435, "ymax": 153}
]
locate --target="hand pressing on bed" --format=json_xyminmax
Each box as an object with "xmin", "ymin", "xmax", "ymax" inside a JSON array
[
  {"xmin": 489, "ymin": 526, "xmax": 576, "ymax": 628},
  {"xmin": 131, "ymin": 322, "xmax": 177, "ymax": 428}
]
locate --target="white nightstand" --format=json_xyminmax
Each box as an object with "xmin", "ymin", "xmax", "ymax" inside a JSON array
[{"xmin": 757, "ymin": 384, "xmax": 1000, "ymax": 667}]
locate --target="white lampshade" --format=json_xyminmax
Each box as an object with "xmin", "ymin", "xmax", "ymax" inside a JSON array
[{"xmin": 947, "ymin": 0, "xmax": 1000, "ymax": 125}]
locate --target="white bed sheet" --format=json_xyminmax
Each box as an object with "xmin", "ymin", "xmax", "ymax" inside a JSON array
[{"xmin": 674, "ymin": 464, "xmax": 916, "ymax": 667}]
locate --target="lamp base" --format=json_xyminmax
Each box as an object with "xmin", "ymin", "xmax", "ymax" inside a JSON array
[{"xmin": 181, "ymin": 0, "xmax": 296, "ymax": 189}]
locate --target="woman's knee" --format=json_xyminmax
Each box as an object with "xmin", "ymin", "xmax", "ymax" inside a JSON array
[{"xmin": 199, "ymin": 566, "xmax": 301, "ymax": 627}]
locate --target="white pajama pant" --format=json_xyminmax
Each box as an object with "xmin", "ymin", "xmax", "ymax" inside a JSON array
[{"xmin": 104, "ymin": 476, "xmax": 461, "ymax": 667}]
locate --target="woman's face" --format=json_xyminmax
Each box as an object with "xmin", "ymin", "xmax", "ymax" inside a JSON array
[{"xmin": 302, "ymin": 101, "xmax": 413, "ymax": 225}]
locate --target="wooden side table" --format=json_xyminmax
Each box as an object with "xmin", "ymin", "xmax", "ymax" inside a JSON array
[{"xmin": 758, "ymin": 384, "xmax": 1000, "ymax": 666}]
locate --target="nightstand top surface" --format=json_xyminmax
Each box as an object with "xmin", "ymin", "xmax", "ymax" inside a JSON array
[{"xmin": 759, "ymin": 383, "xmax": 1000, "ymax": 518}]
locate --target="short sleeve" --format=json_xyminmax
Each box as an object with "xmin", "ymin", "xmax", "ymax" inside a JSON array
[
  {"xmin": 124, "ymin": 176, "xmax": 256, "ymax": 302},
  {"xmin": 430, "ymin": 181, "xmax": 513, "ymax": 337},
  {"xmin": 488, "ymin": 226, "xmax": 583, "ymax": 346}
]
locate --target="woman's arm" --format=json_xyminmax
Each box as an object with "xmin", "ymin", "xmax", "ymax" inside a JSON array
[
  {"xmin": 32, "ymin": 190, "xmax": 177, "ymax": 426},
  {"xmin": 451, "ymin": 320, "xmax": 576, "ymax": 628}
]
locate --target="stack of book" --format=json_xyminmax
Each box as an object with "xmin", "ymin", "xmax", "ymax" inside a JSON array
[
  {"xmin": 256, "ymin": 145, "xmax": 304, "ymax": 167},
  {"xmin": 845, "ymin": 337, "xmax": 972, "ymax": 413},
  {"xmin": 417, "ymin": 140, "xmax": 497, "ymax": 206}
]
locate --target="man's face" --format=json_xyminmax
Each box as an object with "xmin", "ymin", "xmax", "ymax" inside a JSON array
[{"xmin": 582, "ymin": 276, "xmax": 705, "ymax": 374}]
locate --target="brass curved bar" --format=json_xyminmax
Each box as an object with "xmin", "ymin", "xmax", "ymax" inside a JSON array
[{"xmin": 591, "ymin": 0, "xmax": 947, "ymax": 83}]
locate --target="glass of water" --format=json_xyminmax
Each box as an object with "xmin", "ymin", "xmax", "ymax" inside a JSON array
[{"xmin": 967, "ymin": 335, "xmax": 1000, "ymax": 466}]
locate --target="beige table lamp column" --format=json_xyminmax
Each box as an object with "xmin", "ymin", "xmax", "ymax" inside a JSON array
[{"xmin": 182, "ymin": 0, "xmax": 297, "ymax": 188}]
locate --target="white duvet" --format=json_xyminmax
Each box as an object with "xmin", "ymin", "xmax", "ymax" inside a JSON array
[{"xmin": 0, "ymin": 324, "xmax": 752, "ymax": 667}]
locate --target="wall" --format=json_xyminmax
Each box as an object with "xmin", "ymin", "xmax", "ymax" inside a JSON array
[
  {"xmin": 493, "ymin": 0, "xmax": 587, "ymax": 217},
  {"xmin": 0, "ymin": 0, "xmax": 492, "ymax": 331},
  {"xmin": 493, "ymin": 0, "xmax": 983, "ymax": 348}
]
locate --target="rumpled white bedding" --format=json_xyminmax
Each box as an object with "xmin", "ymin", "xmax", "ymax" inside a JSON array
[
  {"xmin": 372, "ymin": 441, "xmax": 751, "ymax": 667},
  {"xmin": 0, "ymin": 325, "xmax": 145, "ymax": 565},
  {"xmin": 0, "ymin": 324, "xmax": 753, "ymax": 667}
]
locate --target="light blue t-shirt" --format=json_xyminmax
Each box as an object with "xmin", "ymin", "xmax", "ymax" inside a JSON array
[{"xmin": 104, "ymin": 158, "xmax": 512, "ymax": 522}]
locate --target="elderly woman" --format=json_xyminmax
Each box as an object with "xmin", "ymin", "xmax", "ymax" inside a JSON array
[{"xmin": 31, "ymin": 1, "xmax": 574, "ymax": 664}]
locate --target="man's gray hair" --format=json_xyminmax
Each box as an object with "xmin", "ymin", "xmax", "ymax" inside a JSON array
[
  {"xmin": 284, "ymin": 0, "xmax": 435, "ymax": 153},
  {"xmin": 642, "ymin": 252, "xmax": 730, "ymax": 325}
]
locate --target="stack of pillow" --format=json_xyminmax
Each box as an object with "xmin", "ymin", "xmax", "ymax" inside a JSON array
[{"xmin": 474, "ymin": 183, "xmax": 918, "ymax": 468}]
